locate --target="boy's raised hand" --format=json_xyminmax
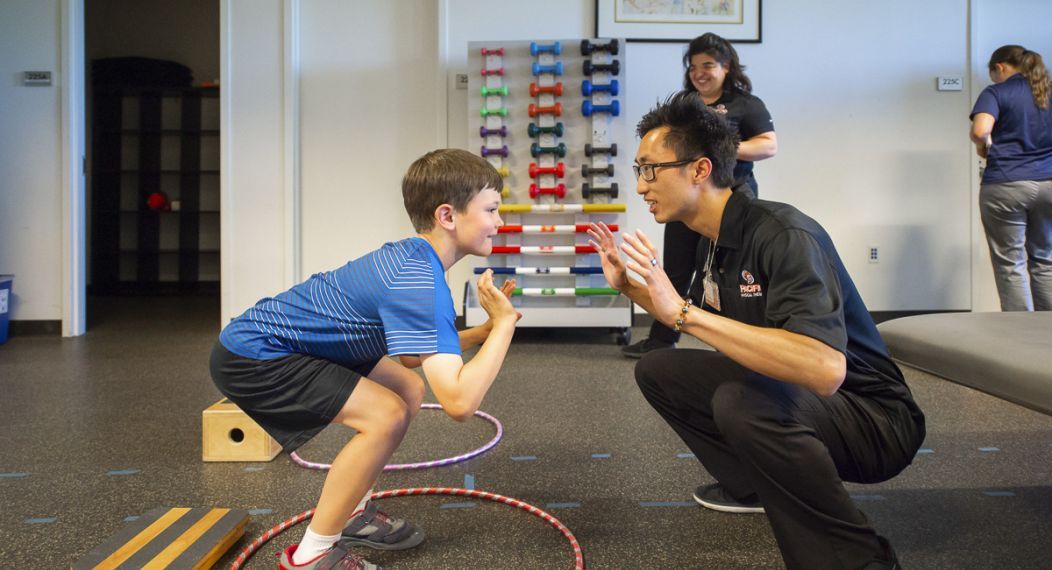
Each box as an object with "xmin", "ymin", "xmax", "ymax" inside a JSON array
[
  {"xmin": 587, "ymin": 222, "xmax": 630, "ymax": 290},
  {"xmin": 478, "ymin": 269, "xmax": 518, "ymax": 327}
]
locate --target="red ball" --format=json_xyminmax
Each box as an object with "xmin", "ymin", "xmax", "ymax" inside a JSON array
[{"xmin": 146, "ymin": 192, "xmax": 168, "ymax": 211}]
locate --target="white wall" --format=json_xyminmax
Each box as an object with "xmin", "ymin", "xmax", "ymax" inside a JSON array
[
  {"xmin": 970, "ymin": 0, "xmax": 1052, "ymax": 311},
  {"xmin": 0, "ymin": 1, "xmax": 64, "ymax": 321}
]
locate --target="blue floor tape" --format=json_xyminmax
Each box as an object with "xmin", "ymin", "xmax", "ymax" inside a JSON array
[
  {"xmin": 244, "ymin": 466, "xmax": 265, "ymax": 472},
  {"xmin": 545, "ymin": 502, "xmax": 580, "ymax": 509},
  {"xmin": 978, "ymin": 447, "xmax": 1000, "ymax": 452},
  {"xmin": 26, "ymin": 517, "xmax": 57, "ymax": 524},
  {"xmin": 248, "ymin": 508, "xmax": 273, "ymax": 516},
  {"xmin": 916, "ymin": 448, "xmax": 934, "ymax": 454},
  {"xmin": 441, "ymin": 502, "xmax": 476, "ymax": 509},
  {"xmin": 591, "ymin": 453, "xmax": 611, "ymax": 459},
  {"xmin": 123, "ymin": 515, "xmax": 141, "ymax": 522},
  {"xmin": 676, "ymin": 453, "xmax": 695, "ymax": 459},
  {"xmin": 640, "ymin": 501, "xmax": 695, "ymax": 508},
  {"xmin": 107, "ymin": 469, "xmax": 141, "ymax": 476},
  {"xmin": 510, "ymin": 455, "xmax": 537, "ymax": 461},
  {"xmin": 0, "ymin": 472, "xmax": 30, "ymax": 478},
  {"xmin": 464, "ymin": 473, "xmax": 475, "ymax": 490}
]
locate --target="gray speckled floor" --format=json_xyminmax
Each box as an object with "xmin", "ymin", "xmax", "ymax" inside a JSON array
[{"xmin": 1, "ymin": 296, "xmax": 1050, "ymax": 569}]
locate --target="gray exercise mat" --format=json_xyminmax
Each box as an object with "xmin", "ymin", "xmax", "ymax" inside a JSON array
[{"xmin": 878, "ymin": 312, "xmax": 1052, "ymax": 416}]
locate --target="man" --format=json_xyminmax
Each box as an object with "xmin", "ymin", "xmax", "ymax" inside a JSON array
[{"xmin": 588, "ymin": 92, "xmax": 924, "ymax": 569}]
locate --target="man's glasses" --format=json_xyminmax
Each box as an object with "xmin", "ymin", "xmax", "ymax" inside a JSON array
[{"xmin": 632, "ymin": 157, "xmax": 701, "ymax": 182}]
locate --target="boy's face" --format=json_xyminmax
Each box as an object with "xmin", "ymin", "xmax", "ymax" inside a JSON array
[{"xmin": 455, "ymin": 186, "xmax": 504, "ymax": 256}]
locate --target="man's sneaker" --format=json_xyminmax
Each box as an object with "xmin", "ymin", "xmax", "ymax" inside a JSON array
[
  {"xmin": 692, "ymin": 483, "xmax": 765, "ymax": 514},
  {"xmin": 279, "ymin": 541, "xmax": 380, "ymax": 570},
  {"xmin": 621, "ymin": 337, "xmax": 675, "ymax": 359},
  {"xmin": 341, "ymin": 502, "xmax": 425, "ymax": 551}
]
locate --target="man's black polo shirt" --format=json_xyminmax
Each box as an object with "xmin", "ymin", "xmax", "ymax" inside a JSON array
[{"xmin": 686, "ymin": 191, "xmax": 924, "ymax": 424}]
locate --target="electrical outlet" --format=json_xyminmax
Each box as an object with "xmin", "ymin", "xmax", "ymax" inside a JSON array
[
  {"xmin": 868, "ymin": 246, "xmax": 879, "ymax": 264},
  {"xmin": 456, "ymin": 74, "xmax": 468, "ymax": 90}
]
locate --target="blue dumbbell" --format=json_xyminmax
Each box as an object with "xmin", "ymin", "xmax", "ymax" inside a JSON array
[
  {"xmin": 532, "ymin": 61, "xmax": 564, "ymax": 76},
  {"xmin": 530, "ymin": 41, "xmax": 562, "ymax": 56},
  {"xmin": 582, "ymin": 100, "xmax": 620, "ymax": 117},
  {"xmin": 582, "ymin": 79, "xmax": 620, "ymax": 97}
]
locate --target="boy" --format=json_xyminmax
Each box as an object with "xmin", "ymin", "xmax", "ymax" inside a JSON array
[{"xmin": 210, "ymin": 149, "xmax": 518, "ymax": 569}]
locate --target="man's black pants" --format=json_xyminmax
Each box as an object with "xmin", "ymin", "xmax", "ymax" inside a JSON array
[{"xmin": 635, "ymin": 349, "xmax": 923, "ymax": 569}]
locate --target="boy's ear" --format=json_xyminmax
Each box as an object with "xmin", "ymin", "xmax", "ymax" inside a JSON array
[{"xmin": 435, "ymin": 204, "xmax": 456, "ymax": 230}]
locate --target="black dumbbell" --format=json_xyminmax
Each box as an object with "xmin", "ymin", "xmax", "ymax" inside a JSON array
[
  {"xmin": 580, "ymin": 39, "xmax": 619, "ymax": 56},
  {"xmin": 583, "ymin": 59, "xmax": 620, "ymax": 76},
  {"xmin": 582, "ymin": 164, "xmax": 614, "ymax": 177},
  {"xmin": 582, "ymin": 182, "xmax": 619, "ymax": 199},
  {"xmin": 584, "ymin": 143, "xmax": 617, "ymax": 157}
]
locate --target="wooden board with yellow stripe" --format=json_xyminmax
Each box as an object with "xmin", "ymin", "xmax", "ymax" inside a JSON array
[{"xmin": 72, "ymin": 507, "xmax": 250, "ymax": 570}]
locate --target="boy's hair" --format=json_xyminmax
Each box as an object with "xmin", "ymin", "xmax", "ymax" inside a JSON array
[
  {"xmin": 402, "ymin": 149, "xmax": 503, "ymax": 232},
  {"xmin": 636, "ymin": 91, "xmax": 739, "ymax": 188}
]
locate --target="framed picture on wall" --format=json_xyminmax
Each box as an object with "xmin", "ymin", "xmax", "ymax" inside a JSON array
[{"xmin": 595, "ymin": 0, "xmax": 762, "ymax": 43}]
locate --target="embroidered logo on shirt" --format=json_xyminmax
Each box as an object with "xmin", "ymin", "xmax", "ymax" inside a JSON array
[
  {"xmin": 739, "ymin": 270, "xmax": 763, "ymax": 298},
  {"xmin": 713, "ymin": 104, "xmax": 728, "ymax": 115}
]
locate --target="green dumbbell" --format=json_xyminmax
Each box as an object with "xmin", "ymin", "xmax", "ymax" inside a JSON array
[
  {"xmin": 530, "ymin": 142, "xmax": 567, "ymax": 158},
  {"xmin": 480, "ymin": 107, "xmax": 509, "ymax": 117},
  {"xmin": 480, "ymin": 85, "xmax": 509, "ymax": 97}
]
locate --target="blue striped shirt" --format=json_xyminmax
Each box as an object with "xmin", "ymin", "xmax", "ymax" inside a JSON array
[{"xmin": 220, "ymin": 237, "xmax": 461, "ymax": 366}]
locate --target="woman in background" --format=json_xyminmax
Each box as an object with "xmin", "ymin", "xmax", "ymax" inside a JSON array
[
  {"xmin": 970, "ymin": 45, "xmax": 1052, "ymax": 311},
  {"xmin": 622, "ymin": 32, "xmax": 778, "ymax": 357}
]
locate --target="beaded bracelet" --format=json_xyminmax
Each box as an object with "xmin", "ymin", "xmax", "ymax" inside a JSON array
[{"xmin": 673, "ymin": 299, "xmax": 692, "ymax": 332}]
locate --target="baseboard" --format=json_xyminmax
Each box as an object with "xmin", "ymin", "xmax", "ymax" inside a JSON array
[{"xmin": 8, "ymin": 320, "xmax": 62, "ymax": 337}]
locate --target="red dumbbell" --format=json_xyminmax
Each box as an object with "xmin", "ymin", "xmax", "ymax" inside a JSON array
[
  {"xmin": 481, "ymin": 67, "xmax": 504, "ymax": 76},
  {"xmin": 529, "ymin": 183, "xmax": 567, "ymax": 199},
  {"xmin": 528, "ymin": 102, "xmax": 562, "ymax": 117},
  {"xmin": 529, "ymin": 82, "xmax": 564, "ymax": 97},
  {"xmin": 480, "ymin": 47, "xmax": 505, "ymax": 57},
  {"xmin": 528, "ymin": 162, "xmax": 566, "ymax": 178}
]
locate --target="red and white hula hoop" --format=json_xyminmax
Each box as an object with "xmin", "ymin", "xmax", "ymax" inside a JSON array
[
  {"xmin": 289, "ymin": 403, "xmax": 504, "ymax": 471},
  {"xmin": 228, "ymin": 487, "xmax": 585, "ymax": 569}
]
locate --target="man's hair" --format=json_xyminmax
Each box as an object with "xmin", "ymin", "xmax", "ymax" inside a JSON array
[
  {"xmin": 636, "ymin": 91, "xmax": 739, "ymax": 188},
  {"xmin": 402, "ymin": 149, "xmax": 503, "ymax": 232}
]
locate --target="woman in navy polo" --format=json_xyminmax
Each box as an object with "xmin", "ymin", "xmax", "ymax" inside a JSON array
[{"xmin": 970, "ymin": 45, "xmax": 1052, "ymax": 311}]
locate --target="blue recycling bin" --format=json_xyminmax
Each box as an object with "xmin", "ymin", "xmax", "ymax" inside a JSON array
[{"xmin": 0, "ymin": 275, "xmax": 12, "ymax": 344}]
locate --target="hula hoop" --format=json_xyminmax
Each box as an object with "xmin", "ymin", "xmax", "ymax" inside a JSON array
[
  {"xmin": 228, "ymin": 487, "xmax": 585, "ymax": 569},
  {"xmin": 289, "ymin": 404, "xmax": 503, "ymax": 471}
]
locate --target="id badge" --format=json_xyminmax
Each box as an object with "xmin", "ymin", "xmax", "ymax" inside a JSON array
[{"xmin": 703, "ymin": 273, "xmax": 721, "ymax": 311}]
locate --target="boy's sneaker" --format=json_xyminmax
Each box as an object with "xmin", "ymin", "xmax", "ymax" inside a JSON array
[
  {"xmin": 279, "ymin": 541, "xmax": 380, "ymax": 570},
  {"xmin": 692, "ymin": 483, "xmax": 765, "ymax": 514},
  {"xmin": 341, "ymin": 502, "xmax": 425, "ymax": 551},
  {"xmin": 620, "ymin": 337, "xmax": 675, "ymax": 359}
]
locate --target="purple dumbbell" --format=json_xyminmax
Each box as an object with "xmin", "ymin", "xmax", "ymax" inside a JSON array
[
  {"xmin": 480, "ymin": 125, "xmax": 508, "ymax": 138},
  {"xmin": 481, "ymin": 145, "xmax": 509, "ymax": 158}
]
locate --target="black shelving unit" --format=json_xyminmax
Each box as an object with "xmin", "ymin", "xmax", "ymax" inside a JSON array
[{"xmin": 91, "ymin": 86, "xmax": 219, "ymax": 294}]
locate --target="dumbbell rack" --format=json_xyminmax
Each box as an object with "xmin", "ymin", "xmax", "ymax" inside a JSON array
[{"xmin": 466, "ymin": 39, "xmax": 631, "ymax": 343}]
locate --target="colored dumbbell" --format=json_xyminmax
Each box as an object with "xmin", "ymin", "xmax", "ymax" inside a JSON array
[
  {"xmin": 582, "ymin": 100, "xmax": 620, "ymax": 117},
  {"xmin": 480, "ymin": 125, "xmax": 508, "ymax": 138},
  {"xmin": 582, "ymin": 182, "xmax": 619, "ymax": 199},
  {"xmin": 529, "ymin": 102, "xmax": 562, "ymax": 117},
  {"xmin": 582, "ymin": 164, "xmax": 614, "ymax": 177},
  {"xmin": 584, "ymin": 143, "xmax": 618, "ymax": 157},
  {"xmin": 530, "ymin": 41, "xmax": 562, "ymax": 56},
  {"xmin": 480, "ymin": 47, "xmax": 505, "ymax": 57},
  {"xmin": 529, "ymin": 82, "xmax": 563, "ymax": 97},
  {"xmin": 528, "ymin": 162, "xmax": 566, "ymax": 178},
  {"xmin": 480, "ymin": 85, "xmax": 509, "ymax": 97},
  {"xmin": 481, "ymin": 145, "xmax": 509, "ymax": 158},
  {"xmin": 531, "ymin": 142, "xmax": 567, "ymax": 158},
  {"xmin": 480, "ymin": 107, "xmax": 509, "ymax": 117},
  {"xmin": 580, "ymin": 39, "xmax": 619, "ymax": 56},
  {"xmin": 496, "ymin": 165, "xmax": 510, "ymax": 177},
  {"xmin": 529, "ymin": 183, "xmax": 567, "ymax": 199},
  {"xmin": 528, "ymin": 122, "xmax": 564, "ymax": 138},
  {"xmin": 532, "ymin": 61, "xmax": 564, "ymax": 76},
  {"xmin": 583, "ymin": 60, "xmax": 620, "ymax": 76},
  {"xmin": 581, "ymin": 79, "xmax": 619, "ymax": 96},
  {"xmin": 481, "ymin": 67, "xmax": 504, "ymax": 76}
]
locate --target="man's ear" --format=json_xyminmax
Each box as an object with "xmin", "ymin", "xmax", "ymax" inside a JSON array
[
  {"xmin": 435, "ymin": 204, "xmax": 455, "ymax": 230},
  {"xmin": 692, "ymin": 157, "xmax": 713, "ymax": 184}
]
